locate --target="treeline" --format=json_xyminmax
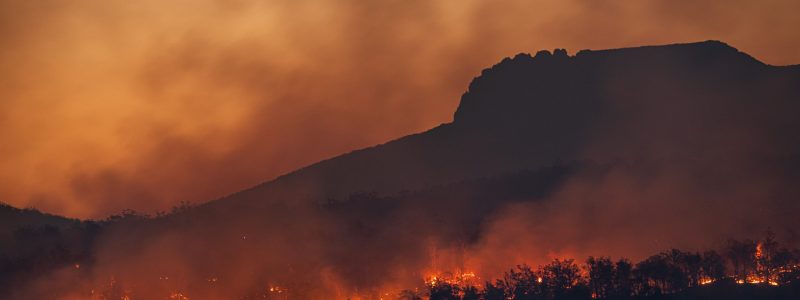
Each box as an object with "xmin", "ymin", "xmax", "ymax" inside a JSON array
[
  {"xmin": 407, "ymin": 231, "xmax": 800, "ymax": 300},
  {"xmin": 0, "ymin": 202, "xmax": 195, "ymax": 295}
]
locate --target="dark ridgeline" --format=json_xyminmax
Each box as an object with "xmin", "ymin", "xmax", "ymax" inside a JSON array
[
  {"xmin": 2, "ymin": 41, "xmax": 800, "ymax": 299},
  {"xmin": 206, "ymin": 40, "xmax": 800, "ymax": 212}
]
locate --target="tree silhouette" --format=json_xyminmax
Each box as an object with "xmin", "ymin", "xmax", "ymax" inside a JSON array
[
  {"xmin": 611, "ymin": 259, "xmax": 633, "ymax": 299},
  {"xmin": 700, "ymin": 250, "xmax": 726, "ymax": 282},
  {"xmin": 635, "ymin": 252, "xmax": 681, "ymax": 295},
  {"xmin": 505, "ymin": 264, "xmax": 543, "ymax": 300},
  {"xmin": 758, "ymin": 229, "xmax": 779, "ymax": 283},
  {"xmin": 429, "ymin": 281, "xmax": 459, "ymax": 300},
  {"xmin": 540, "ymin": 259, "xmax": 587, "ymax": 299},
  {"xmin": 461, "ymin": 285, "xmax": 479, "ymax": 300},
  {"xmin": 483, "ymin": 280, "xmax": 509, "ymax": 300},
  {"xmin": 397, "ymin": 290, "xmax": 423, "ymax": 300},
  {"xmin": 725, "ymin": 239, "xmax": 757, "ymax": 282},
  {"xmin": 586, "ymin": 256, "xmax": 614, "ymax": 299}
]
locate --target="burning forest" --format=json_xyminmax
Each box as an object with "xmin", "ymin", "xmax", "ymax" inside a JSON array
[
  {"xmin": 3, "ymin": 201, "xmax": 800, "ymax": 300},
  {"xmin": 2, "ymin": 4, "xmax": 800, "ymax": 299}
]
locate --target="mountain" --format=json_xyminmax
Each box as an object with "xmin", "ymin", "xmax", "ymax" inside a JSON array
[
  {"xmin": 3, "ymin": 41, "xmax": 800, "ymax": 299},
  {"xmin": 0, "ymin": 202, "xmax": 78, "ymax": 237},
  {"xmin": 204, "ymin": 40, "xmax": 800, "ymax": 211}
]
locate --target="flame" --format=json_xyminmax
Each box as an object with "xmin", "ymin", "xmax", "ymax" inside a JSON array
[
  {"xmin": 426, "ymin": 275, "xmax": 439, "ymax": 287},
  {"xmin": 169, "ymin": 292, "xmax": 190, "ymax": 300},
  {"xmin": 755, "ymin": 242, "xmax": 763, "ymax": 259},
  {"xmin": 747, "ymin": 275, "xmax": 764, "ymax": 284},
  {"xmin": 424, "ymin": 270, "xmax": 480, "ymax": 288},
  {"xmin": 59, "ymin": 256, "xmax": 800, "ymax": 298}
]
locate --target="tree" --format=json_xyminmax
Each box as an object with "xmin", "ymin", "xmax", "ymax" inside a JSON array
[
  {"xmin": 725, "ymin": 239, "xmax": 757, "ymax": 282},
  {"xmin": 700, "ymin": 250, "xmax": 726, "ymax": 282},
  {"xmin": 611, "ymin": 259, "xmax": 633, "ymax": 299},
  {"xmin": 634, "ymin": 252, "xmax": 687, "ymax": 295},
  {"xmin": 483, "ymin": 280, "xmax": 509, "ymax": 300},
  {"xmin": 505, "ymin": 264, "xmax": 543, "ymax": 300},
  {"xmin": 429, "ymin": 281, "xmax": 459, "ymax": 300},
  {"xmin": 586, "ymin": 256, "xmax": 614, "ymax": 299},
  {"xmin": 462, "ymin": 285, "xmax": 479, "ymax": 300},
  {"xmin": 540, "ymin": 259, "xmax": 585, "ymax": 299},
  {"xmin": 397, "ymin": 290, "xmax": 423, "ymax": 300},
  {"xmin": 681, "ymin": 251, "xmax": 703, "ymax": 287},
  {"xmin": 775, "ymin": 248, "xmax": 800, "ymax": 284},
  {"xmin": 757, "ymin": 229, "xmax": 779, "ymax": 283}
]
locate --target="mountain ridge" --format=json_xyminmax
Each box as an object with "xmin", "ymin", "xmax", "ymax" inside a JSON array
[{"xmin": 202, "ymin": 40, "xmax": 800, "ymax": 213}]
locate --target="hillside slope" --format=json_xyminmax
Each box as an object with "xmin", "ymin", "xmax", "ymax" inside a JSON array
[{"xmin": 205, "ymin": 40, "xmax": 800, "ymax": 212}]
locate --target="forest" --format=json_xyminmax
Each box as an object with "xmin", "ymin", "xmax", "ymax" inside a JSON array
[
  {"xmin": 415, "ymin": 231, "xmax": 799, "ymax": 300},
  {"xmin": 2, "ymin": 200, "xmax": 798, "ymax": 299}
]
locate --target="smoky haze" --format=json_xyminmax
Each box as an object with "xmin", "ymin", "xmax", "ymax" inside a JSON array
[
  {"xmin": 7, "ymin": 41, "xmax": 799, "ymax": 299},
  {"xmin": 2, "ymin": 0, "xmax": 800, "ymax": 218}
]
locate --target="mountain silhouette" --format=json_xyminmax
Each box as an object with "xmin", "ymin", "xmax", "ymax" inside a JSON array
[
  {"xmin": 202, "ymin": 40, "xmax": 800, "ymax": 212},
  {"xmin": 0, "ymin": 202, "xmax": 77, "ymax": 237}
]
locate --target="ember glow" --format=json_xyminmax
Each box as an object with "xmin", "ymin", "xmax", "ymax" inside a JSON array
[
  {"xmin": 51, "ymin": 231, "xmax": 797, "ymax": 299},
  {"xmin": 425, "ymin": 271, "xmax": 479, "ymax": 288}
]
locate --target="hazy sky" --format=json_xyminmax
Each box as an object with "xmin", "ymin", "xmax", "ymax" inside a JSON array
[{"xmin": 1, "ymin": 0, "xmax": 799, "ymax": 219}]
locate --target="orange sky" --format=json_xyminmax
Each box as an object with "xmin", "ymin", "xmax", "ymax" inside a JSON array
[{"xmin": 1, "ymin": 0, "xmax": 799, "ymax": 219}]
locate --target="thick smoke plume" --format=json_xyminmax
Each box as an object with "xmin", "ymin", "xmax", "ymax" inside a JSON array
[
  {"xmin": 7, "ymin": 41, "xmax": 800, "ymax": 299},
  {"xmin": 2, "ymin": 0, "xmax": 800, "ymax": 218}
]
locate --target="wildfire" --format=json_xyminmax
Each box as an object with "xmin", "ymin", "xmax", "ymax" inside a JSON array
[
  {"xmin": 169, "ymin": 292, "xmax": 190, "ymax": 300},
  {"xmin": 424, "ymin": 270, "xmax": 480, "ymax": 287},
  {"xmin": 739, "ymin": 241, "xmax": 784, "ymax": 286},
  {"xmin": 268, "ymin": 285, "xmax": 286, "ymax": 293},
  {"xmin": 426, "ymin": 275, "xmax": 439, "ymax": 287},
  {"xmin": 735, "ymin": 274, "xmax": 781, "ymax": 286},
  {"xmin": 461, "ymin": 272, "xmax": 477, "ymax": 280},
  {"xmin": 747, "ymin": 275, "xmax": 764, "ymax": 284},
  {"xmin": 59, "ymin": 245, "xmax": 800, "ymax": 300}
]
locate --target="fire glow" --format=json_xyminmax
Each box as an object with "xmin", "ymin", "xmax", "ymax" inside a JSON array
[{"xmin": 64, "ymin": 232, "xmax": 799, "ymax": 300}]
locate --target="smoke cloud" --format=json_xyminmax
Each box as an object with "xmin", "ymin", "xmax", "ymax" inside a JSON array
[
  {"xmin": 3, "ymin": 3, "xmax": 800, "ymax": 298},
  {"xmin": 1, "ymin": 0, "xmax": 800, "ymax": 218}
]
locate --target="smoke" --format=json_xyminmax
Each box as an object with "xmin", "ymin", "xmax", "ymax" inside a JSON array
[
  {"xmin": 460, "ymin": 52, "xmax": 800, "ymax": 280},
  {"xmin": 3, "ymin": 1, "xmax": 800, "ymax": 299},
  {"xmin": 2, "ymin": 0, "xmax": 800, "ymax": 218},
  {"xmin": 467, "ymin": 162, "xmax": 800, "ymax": 281}
]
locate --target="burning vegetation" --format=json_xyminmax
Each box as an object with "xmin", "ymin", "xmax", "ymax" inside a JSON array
[
  {"xmin": 5, "ymin": 217, "xmax": 798, "ymax": 300},
  {"xmin": 62, "ymin": 243, "xmax": 800, "ymax": 299},
  {"xmin": 2, "ymin": 174, "xmax": 800, "ymax": 300}
]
